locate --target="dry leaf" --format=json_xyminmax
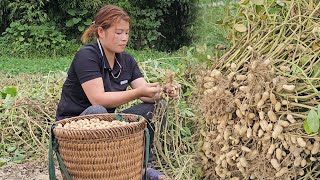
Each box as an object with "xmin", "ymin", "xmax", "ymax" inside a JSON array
[{"xmin": 234, "ymin": 23, "xmax": 247, "ymax": 32}]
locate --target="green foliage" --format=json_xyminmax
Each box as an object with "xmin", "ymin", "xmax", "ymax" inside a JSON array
[
  {"xmin": 0, "ymin": 144, "xmax": 25, "ymax": 166},
  {"xmin": 123, "ymin": 0, "xmax": 198, "ymax": 51},
  {"xmin": 191, "ymin": 2, "xmax": 231, "ymax": 59},
  {"xmin": 0, "ymin": 48, "xmax": 176, "ymax": 74},
  {"xmin": 7, "ymin": 0, "xmax": 47, "ymax": 24},
  {"xmin": 304, "ymin": 105, "xmax": 320, "ymax": 134},
  {"xmin": 45, "ymin": 0, "xmax": 197, "ymax": 51},
  {"xmin": 65, "ymin": 8, "xmax": 92, "ymax": 32},
  {"xmin": 0, "ymin": 0, "xmax": 48, "ymax": 33},
  {"xmin": 2, "ymin": 0, "xmax": 198, "ymax": 52},
  {"xmin": 0, "ymin": 0, "xmax": 9, "ymax": 33},
  {"xmin": 45, "ymin": 0, "xmax": 104, "ymax": 40},
  {"xmin": 0, "ymin": 22, "xmax": 79, "ymax": 57},
  {"xmin": 0, "ymin": 56, "xmax": 72, "ymax": 74},
  {"xmin": 0, "ymin": 86, "xmax": 17, "ymax": 111},
  {"xmin": 0, "ymin": 0, "xmax": 82, "ymax": 57},
  {"xmin": 127, "ymin": 5, "xmax": 162, "ymax": 49},
  {"xmin": 218, "ymin": 0, "xmax": 289, "ymax": 43}
]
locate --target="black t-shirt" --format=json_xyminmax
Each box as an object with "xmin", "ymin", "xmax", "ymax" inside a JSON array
[{"xmin": 56, "ymin": 42, "xmax": 143, "ymax": 120}]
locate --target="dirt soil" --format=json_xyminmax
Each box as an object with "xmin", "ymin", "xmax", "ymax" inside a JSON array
[{"xmin": 0, "ymin": 162, "xmax": 62, "ymax": 180}]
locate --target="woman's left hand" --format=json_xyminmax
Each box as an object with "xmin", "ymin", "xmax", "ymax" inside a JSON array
[
  {"xmin": 153, "ymin": 84, "xmax": 162, "ymax": 100},
  {"xmin": 163, "ymin": 83, "xmax": 181, "ymax": 99}
]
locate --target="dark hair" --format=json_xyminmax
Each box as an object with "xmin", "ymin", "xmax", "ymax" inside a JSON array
[{"xmin": 82, "ymin": 5, "xmax": 130, "ymax": 43}]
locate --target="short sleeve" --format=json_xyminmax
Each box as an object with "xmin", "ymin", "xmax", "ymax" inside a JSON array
[
  {"xmin": 73, "ymin": 47, "xmax": 102, "ymax": 84},
  {"xmin": 130, "ymin": 56, "xmax": 143, "ymax": 82}
]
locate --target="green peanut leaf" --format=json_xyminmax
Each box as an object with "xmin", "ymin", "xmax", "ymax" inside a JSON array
[
  {"xmin": 304, "ymin": 120, "xmax": 312, "ymax": 135},
  {"xmin": 7, "ymin": 146, "xmax": 16, "ymax": 152},
  {"xmin": 181, "ymin": 127, "xmax": 191, "ymax": 137},
  {"xmin": 2, "ymin": 86, "xmax": 17, "ymax": 97},
  {"xmin": 276, "ymin": 0, "xmax": 285, "ymax": 7},
  {"xmin": 251, "ymin": 0, "xmax": 263, "ymax": 5},
  {"xmin": 13, "ymin": 150, "xmax": 24, "ymax": 162},
  {"xmin": 307, "ymin": 109, "xmax": 319, "ymax": 133},
  {"xmin": 114, "ymin": 114, "xmax": 125, "ymax": 122}
]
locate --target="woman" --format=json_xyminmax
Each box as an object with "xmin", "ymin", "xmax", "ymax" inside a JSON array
[{"xmin": 56, "ymin": 4, "xmax": 177, "ymax": 180}]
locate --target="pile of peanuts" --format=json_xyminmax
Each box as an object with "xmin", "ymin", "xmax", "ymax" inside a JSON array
[{"xmin": 56, "ymin": 118, "xmax": 136, "ymax": 130}]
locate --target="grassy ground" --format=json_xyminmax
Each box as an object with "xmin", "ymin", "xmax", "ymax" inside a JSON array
[
  {"xmin": 192, "ymin": 2, "xmax": 227, "ymax": 47},
  {"xmin": 0, "ymin": 56, "xmax": 71, "ymax": 74},
  {"xmin": 0, "ymin": 49, "xmax": 181, "ymax": 74}
]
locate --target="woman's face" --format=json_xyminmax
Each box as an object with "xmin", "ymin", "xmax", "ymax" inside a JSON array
[{"xmin": 99, "ymin": 19, "xmax": 130, "ymax": 54}]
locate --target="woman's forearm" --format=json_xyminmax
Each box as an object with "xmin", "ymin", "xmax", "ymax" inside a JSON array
[
  {"xmin": 140, "ymin": 97, "xmax": 156, "ymax": 103},
  {"xmin": 92, "ymin": 88, "xmax": 142, "ymax": 108}
]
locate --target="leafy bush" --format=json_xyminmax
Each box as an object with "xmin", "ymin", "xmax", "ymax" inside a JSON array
[
  {"xmin": 0, "ymin": 0, "xmax": 47, "ymax": 33},
  {"xmin": 0, "ymin": 0, "xmax": 9, "ymax": 33},
  {"xmin": 155, "ymin": 0, "xmax": 198, "ymax": 51},
  {"xmin": 45, "ymin": 0, "xmax": 103, "ymax": 39},
  {"xmin": 0, "ymin": 22, "xmax": 79, "ymax": 57},
  {"xmin": 1, "ymin": 0, "xmax": 198, "ymax": 54},
  {"xmin": 65, "ymin": 9, "xmax": 92, "ymax": 32},
  {"xmin": 46, "ymin": 0, "xmax": 198, "ymax": 51},
  {"xmin": 125, "ymin": 0, "xmax": 198, "ymax": 51}
]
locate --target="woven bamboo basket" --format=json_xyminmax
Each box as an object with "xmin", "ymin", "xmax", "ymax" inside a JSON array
[{"xmin": 53, "ymin": 113, "xmax": 147, "ymax": 180}]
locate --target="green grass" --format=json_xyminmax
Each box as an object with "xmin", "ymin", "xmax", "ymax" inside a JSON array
[
  {"xmin": 194, "ymin": 7, "xmax": 225, "ymax": 47},
  {"xmin": 0, "ymin": 56, "xmax": 72, "ymax": 74},
  {"xmin": 0, "ymin": 48, "xmax": 184, "ymax": 74},
  {"xmin": 192, "ymin": 3, "xmax": 228, "ymax": 46},
  {"xmin": 188, "ymin": 1, "xmax": 235, "ymax": 60},
  {"xmin": 126, "ymin": 48, "xmax": 179, "ymax": 62}
]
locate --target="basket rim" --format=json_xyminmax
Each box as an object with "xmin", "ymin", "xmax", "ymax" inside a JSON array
[
  {"xmin": 54, "ymin": 113, "xmax": 145, "ymax": 131},
  {"xmin": 55, "ymin": 113, "xmax": 145, "ymax": 124},
  {"xmin": 53, "ymin": 113, "xmax": 147, "ymax": 140}
]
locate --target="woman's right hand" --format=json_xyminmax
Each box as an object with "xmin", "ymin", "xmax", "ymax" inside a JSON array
[{"xmin": 138, "ymin": 82, "xmax": 161, "ymax": 98}]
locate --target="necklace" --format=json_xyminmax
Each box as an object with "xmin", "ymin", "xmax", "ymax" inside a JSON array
[{"xmin": 97, "ymin": 39, "xmax": 122, "ymax": 78}]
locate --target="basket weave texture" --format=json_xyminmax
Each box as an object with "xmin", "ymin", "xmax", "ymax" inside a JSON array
[{"xmin": 53, "ymin": 113, "xmax": 147, "ymax": 180}]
